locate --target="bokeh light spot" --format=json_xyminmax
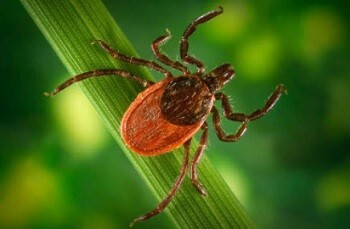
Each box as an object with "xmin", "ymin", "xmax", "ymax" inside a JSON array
[
  {"xmin": 204, "ymin": 2, "xmax": 251, "ymax": 42},
  {"xmin": 316, "ymin": 167, "xmax": 350, "ymax": 211},
  {"xmin": 218, "ymin": 161, "xmax": 249, "ymax": 205},
  {"xmin": 52, "ymin": 85, "xmax": 108, "ymax": 159},
  {"xmin": 236, "ymin": 34, "xmax": 281, "ymax": 80},
  {"xmin": 81, "ymin": 214, "xmax": 116, "ymax": 229},
  {"xmin": 326, "ymin": 79, "xmax": 350, "ymax": 135},
  {"xmin": 301, "ymin": 8, "xmax": 344, "ymax": 60},
  {"xmin": 0, "ymin": 157, "xmax": 61, "ymax": 227}
]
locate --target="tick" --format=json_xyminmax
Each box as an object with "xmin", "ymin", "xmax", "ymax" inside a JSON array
[{"xmin": 45, "ymin": 6, "xmax": 285, "ymax": 226}]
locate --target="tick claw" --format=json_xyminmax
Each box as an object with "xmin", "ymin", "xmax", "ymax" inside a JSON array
[
  {"xmin": 43, "ymin": 92, "xmax": 51, "ymax": 97},
  {"xmin": 277, "ymin": 84, "xmax": 288, "ymax": 95},
  {"xmin": 193, "ymin": 183, "xmax": 208, "ymax": 196},
  {"xmin": 129, "ymin": 217, "xmax": 142, "ymax": 227},
  {"xmin": 91, "ymin": 39, "xmax": 101, "ymax": 45},
  {"xmin": 200, "ymin": 188, "xmax": 208, "ymax": 196},
  {"xmin": 165, "ymin": 28, "xmax": 172, "ymax": 37}
]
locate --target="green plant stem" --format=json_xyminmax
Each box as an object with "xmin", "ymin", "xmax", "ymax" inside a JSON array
[{"xmin": 21, "ymin": 0, "xmax": 254, "ymax": 227}]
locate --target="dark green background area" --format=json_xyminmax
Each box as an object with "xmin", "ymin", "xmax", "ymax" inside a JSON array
[{"xmin": 1, "ymin": 0, "xmax": 349, "ymax": 228}]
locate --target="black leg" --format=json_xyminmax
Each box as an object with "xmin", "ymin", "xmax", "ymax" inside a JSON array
[
  {"xmin": 130, "ymin": 139, "xmax": 191, "ymax": 227},
  {"xmin": 214, "ymin": 84, "xmax": 285, "ymax": 122},
  {"xmin": 151, "ymin": 30, "xmax": 190, "ymax": 76},
  {"xmin": 93, "ymin": 40, "xmax": 172, "ymax": 77},
  {"xmin": 180, "ymin": 6, "xmax": 223, "ymax": 74},
  {"xmin": 44, "ymin": 69, "xmax": 154, "ymax": 96},
  {"xmin": 212, "ymin": 106, "xmax": 248, "ymax": 142},
  {"xmin": 246, "ymin": 84, "xmax": 286, "ymax": 121},
  {"xmin": 212, "ymin": 84, "xmax": 285, "ymax": 141},
  {"xmin": 190, "ymin": 122, "xmax": 208, "ymax": 196}
]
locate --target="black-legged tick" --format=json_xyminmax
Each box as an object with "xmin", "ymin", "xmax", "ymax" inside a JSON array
[{"xmin": 45, "ymin": 6, "xmax": 285, "ymax": 226}]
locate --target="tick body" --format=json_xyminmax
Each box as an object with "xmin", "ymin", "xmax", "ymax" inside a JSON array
[
  {"xmin": 46, "ymin": 6, "xmax": 285, "ymax": 226},
  {"xmin": 121, "ymin": 76, "xmax": 214, "ymax": 156}
]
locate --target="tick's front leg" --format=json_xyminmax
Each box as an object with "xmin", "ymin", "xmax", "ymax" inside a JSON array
[
  {"xmin": 151, "ymin": 30, "xmax": 189, "ymax": 75},
  {"xmin": 180, "ymin": 6, "xmax": 223, "ymax": 74}
]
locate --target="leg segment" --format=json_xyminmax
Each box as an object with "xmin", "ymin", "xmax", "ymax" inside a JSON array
[
  {"xmin": 190, "ymin": 122, "xmax": 208, "ymax": 196},
  {"xmin": 93, "ymin": 40, "xmax": 172, "ymax": 77},
  {"xmin": 212, "ymin": 106, "xmax": 248, "ymax": 142},
  {"xmin": 247, "ymin": 84, "xmax": 286, "ymax": 121},
  {"xmin": 212, "ymin": 84, "xmax": 285, "ymax": 141},
  {"xmin": 130, "ymin": 139, "xmax": 191, "ymax": 227},
  {"xmin": 180, "ymin": 6, "xmax": 223, "ymax": 74},
  {"xmin": 151, "ymin": 30, "xmax": 190, "ymax": 76},
  {"xmin": 44, "ymin": 69, "xmax": 154, "ymax": 96},
  {"xmin": 215, "ymin": 84, "xmax": 285, "ymax": 122}
]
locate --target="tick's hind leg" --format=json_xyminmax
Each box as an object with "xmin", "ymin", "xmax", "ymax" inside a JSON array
[
  {"xmin": 93, "ymin": 40, "xmax": 172, "ymax": 77},
  {"xmin": 180, "ymin": 6, "xmax": 223, "ymax": 74},
  {"xmin": 190, "ymin": 122, "xmax": 209, "ymax": 196},
  {"xmin": 130, "ymin": 139, "xmax": 191, "ymax": 227},
  {"xmin": 151, "ymin": 30, "xmax": 190, "ymax": 76},
  {"xmin": 44, "ymin": 69, "xmax": 154, "ymax": 96}
]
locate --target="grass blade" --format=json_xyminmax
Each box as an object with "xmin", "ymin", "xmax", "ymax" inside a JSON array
[{"xmin": 21, "ymin": 0, "xmax": 254, "ymax": 227}]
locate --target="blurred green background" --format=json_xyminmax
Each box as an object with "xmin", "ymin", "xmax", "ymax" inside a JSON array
[{"xmin": 1, "ymin": 0, "xmax": 349, "ymax": 228}]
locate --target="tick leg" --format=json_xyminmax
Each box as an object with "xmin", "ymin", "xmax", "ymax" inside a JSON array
[
  {"xmin": 212, "ymin": 106, "xmax": 248, "ymax": 142},
  {"xmin": 247, "ymin": 84, "xmax": 286, "ymax": 121},
  {"xmin": 44, "ymin": 69, "xmax": 154, "ymax": 96},
  {"xmin": 190, "ymin": 122, "xmax": 208, "ymax": 196},
  {"xmin": 215, "ymin": 84, "xmax": 285, "ymax": 122},
  {"xmin": 180, "ymin": 6, "xmax": 223, "ymax": 74},
  {"xmin": 93, "ymin": 40, "xmax": 172, "ymax": 77},
  {"xmin": 130, "ymin": 139, "xmax": 191, "ymax": 227},
  {"xmin": 151, "ymin": 29, "xmax": 190, "ymax": 76}
]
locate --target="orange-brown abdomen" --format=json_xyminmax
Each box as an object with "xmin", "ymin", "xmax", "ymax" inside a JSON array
[{"xmin": 121, "ymin": 78, "xmax": 213, "ymax": 156}]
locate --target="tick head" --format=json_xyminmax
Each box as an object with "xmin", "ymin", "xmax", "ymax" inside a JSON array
[{"xmin": 203, "ymin": 64, "xmax": 235, "ymax": 92}]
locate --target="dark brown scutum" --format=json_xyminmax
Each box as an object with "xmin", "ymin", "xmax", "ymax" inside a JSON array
[{"xmin": 160, "ymin": 76, "xmax": 213, "ymax": 126}]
